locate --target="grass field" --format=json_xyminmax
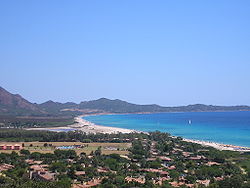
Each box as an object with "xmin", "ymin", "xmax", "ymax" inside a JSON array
[{"xmin": 0, "ymin": 142, "xmax": 131, "ymax": 155}]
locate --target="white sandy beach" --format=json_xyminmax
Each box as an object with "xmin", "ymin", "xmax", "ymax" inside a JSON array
[{"xmin": 69, "ymin": 116, "xmax": 139, "ymax": 134}]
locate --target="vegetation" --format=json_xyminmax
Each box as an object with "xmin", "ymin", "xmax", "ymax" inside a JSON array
[
  {"xmin": 0, "ymin": 129, "xmax": 149, "ymax": 142},
  {"xmin": 1, "ymin": 131, "xmax": 250, "ymax": 187},
  {"xmin": 0, "ymin": 116, "xmax": 75, "ymax": 129}
]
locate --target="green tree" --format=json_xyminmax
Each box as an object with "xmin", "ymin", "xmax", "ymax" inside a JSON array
[{"xmin": 20, "ymin": 149, "xmax": 30, "ymax": 156}]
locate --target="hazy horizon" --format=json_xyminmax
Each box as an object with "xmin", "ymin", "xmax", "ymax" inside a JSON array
[{"xmin": 1, "ymin": 1, "xmax": 250, "ymax": 106}]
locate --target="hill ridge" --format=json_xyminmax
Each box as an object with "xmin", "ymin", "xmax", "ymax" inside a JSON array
[{"xmin": 1, "ymin": 86, "xmax": 250, "ymax": 116}]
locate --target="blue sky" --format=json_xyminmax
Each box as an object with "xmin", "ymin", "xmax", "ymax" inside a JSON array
[{"xmin": 0, "ymin": 1, "xmax": 250, "ymax": 106}]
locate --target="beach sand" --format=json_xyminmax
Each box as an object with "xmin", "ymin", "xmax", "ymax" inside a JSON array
[{"xmin": 69, "ymin": 116, "xmax": 139, "ymax": 134}]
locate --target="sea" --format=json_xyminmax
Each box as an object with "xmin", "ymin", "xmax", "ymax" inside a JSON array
[{"xmin": 84, "ymin": 111, "xmax": 250, "ymax": 147}]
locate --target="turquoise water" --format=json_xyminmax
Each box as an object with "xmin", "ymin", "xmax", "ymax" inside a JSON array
[{"xmin": 84, "ymin": 111, "xmax": 250, "ymax": 147}]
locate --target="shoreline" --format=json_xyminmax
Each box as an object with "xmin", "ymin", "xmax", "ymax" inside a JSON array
[
  {"xmin": 26, "ymin": 114, "xmax": 250, "ymax": 152},
  {"xmin": 26, "ymin": 114, "xmax": 140, "ymax": 134},
  {"xmin": 182, "ymin": 138, "xmax": 250, "ymax": 152},
  {"xmin": 82, "ymin": 114, "xmax": 250, "ymax": 152},
  {"xmin": 71, "ymin": 115, "xmax": 140, "ymax": 134}
]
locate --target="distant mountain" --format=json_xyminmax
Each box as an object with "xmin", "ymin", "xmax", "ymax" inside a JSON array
[
  {"xmin": 39, "ymin": 100, "xmax": 80, "ymax": 116},
  {"xmin": 39, "ymin": 100, "xmax": 77, "ymax": 112},
  {"xmin": 79, "ymin": 98, "xmax": 165, "ymax": 113},
  {"xmin": 0, "ymin": 86, "xmax": 250, "ymax": 116},
  {"xmin": 78, "ymin": 98, "xmax": 250, "ymax": 113},
  {"xmin": 0, "ymin": 87, "xmax": 44, "ymax": 116},
  {"xmin": 162, "ymin": 104, "xmax": 250, "ymax": 113}
]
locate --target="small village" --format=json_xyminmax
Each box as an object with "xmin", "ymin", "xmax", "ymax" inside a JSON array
[{"xmin": 0, "ymin": 131, "xmax": 249, "ymax": 188}]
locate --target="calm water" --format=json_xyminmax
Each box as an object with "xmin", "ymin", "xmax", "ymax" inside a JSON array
[
  {"xmin": 49, "ymin": 128, "xmax": 77, "ymax": 132},
  {"xmin": 84, "ymin": 111, "xmax": 250, "ymax": 147}
]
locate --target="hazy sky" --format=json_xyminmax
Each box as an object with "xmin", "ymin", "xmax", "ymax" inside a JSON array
[{"xmin": 1, "ymin": 1, "xmax": 250, "ymax": 106}]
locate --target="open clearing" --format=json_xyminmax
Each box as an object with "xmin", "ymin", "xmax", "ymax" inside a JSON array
[{"xmin": 0, "ymin": 142, "xmax": 131, "ymax": 155}]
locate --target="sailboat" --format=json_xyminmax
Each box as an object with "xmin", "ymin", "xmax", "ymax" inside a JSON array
[{"xmin": 188, "ymin": 120, "xmax": 192, "ymax": 125}]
